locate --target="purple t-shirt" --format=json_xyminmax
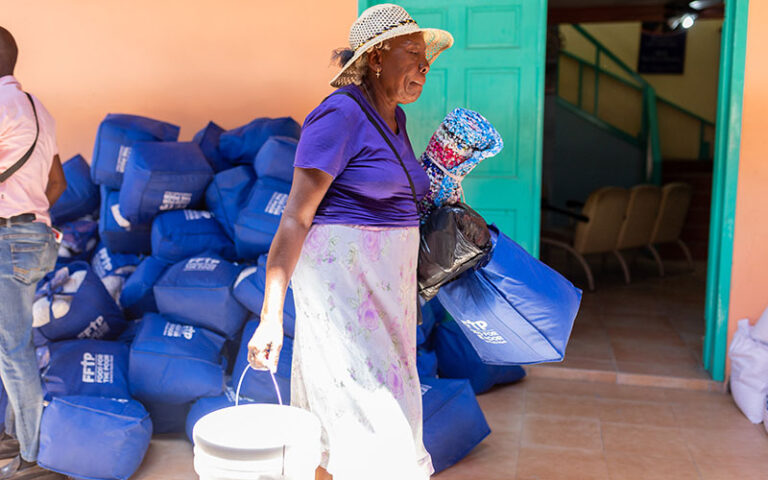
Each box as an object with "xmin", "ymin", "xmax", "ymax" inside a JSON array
[{"xmin": 294, "ymin": 85, "xmax": 430, "ymax": 227}]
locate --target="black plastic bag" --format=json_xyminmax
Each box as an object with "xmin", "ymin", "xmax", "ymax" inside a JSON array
[{"xmin": 418, "ymin": 203, "xmax": 492, "ymax": 300}]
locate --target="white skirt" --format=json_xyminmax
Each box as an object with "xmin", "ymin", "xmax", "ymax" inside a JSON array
[{"xmin": 290, "ymin": 224, "xmax": 432, "ymax": 480}]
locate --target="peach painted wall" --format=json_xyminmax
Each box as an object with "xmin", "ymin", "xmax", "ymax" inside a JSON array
[
  {"xmin": 4, "ymin": 0, "xmax": 357, "ymax": 161},
  {"xmin": 728, "ymin": 0, "xmax": 768, "ymax": 337}
]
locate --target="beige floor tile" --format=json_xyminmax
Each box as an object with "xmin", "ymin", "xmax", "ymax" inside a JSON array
[
  {"xmin": 696, "ymin": 459, "xmax": 768, "ymax": 480},
  {"xmin": 604, "ymin": 327, "xmax": 686, "ymax": 347},
  {"xmin": 670, "ymin": 402, "xmax": 753, "ymax": 430},
  {"xmin": 132, "ymin": 434, "xmax": 195, "ymax": 480},
  {"xmin": 614, "ymin": 359, "xmax": 710, "ymax": 379},
  {"xmin": 432, "ymin": 431, "xmax": 519, "ymax": 479},
  {"xmin": 604, "ymin": 452, "xmax": 699, "ymax": 480},
  {"xmin": 601, "ymin": 423, "xmax": 689, "ymax": 459},
  {"xmin": 597, "ymin": 398, "xmax": 676, "ymax": 427},
  {"xmin": 516, "ymin": 446, "xmax": 610, "ymax": 480},
  {"xmin": 522, "ymin": 415, "xmax": 603, "ymax": 452},
  {"xmin": 526, "ymin": 391, "xmax": 602, "ymax": 419},
  {"xmin": 683, "ymin": 426, "xmax": 768, "ymax": 462}
]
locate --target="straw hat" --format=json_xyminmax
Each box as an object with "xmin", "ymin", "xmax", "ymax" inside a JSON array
[
  {"xmin": 330, "ymin": 3, "xmax": 454, "ymax": 87},
  {"xmin": 420, "ymin": 108, "xmax": 504, "ymax": 212}
]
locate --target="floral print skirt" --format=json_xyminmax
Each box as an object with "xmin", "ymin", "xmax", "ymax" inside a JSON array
[{"xmin": 290, "ymin": 224, "xmax": 432, "ymax": 480}]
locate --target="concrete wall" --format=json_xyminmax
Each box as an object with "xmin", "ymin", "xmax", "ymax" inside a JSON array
[
  {"xmin": 3, "ymin": 0, "xmax": 356, "ymax": 161},
  {"xmin": 729, "ymin": 1, "xmax": 768, "ymax": 333},
  {"xmin": 560, "ymin": 20, "xmax": 723, "ymax": 122},
  {"xmin": 547, "ymin": 100, "xmax": 645, "ymax": 221}
]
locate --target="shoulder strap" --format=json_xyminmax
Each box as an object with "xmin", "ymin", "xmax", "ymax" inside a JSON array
[
  {"xmin": 0, "ymin": 93, "xmax": 40, "ymax": 184},
  {"xmin": 328, "ymin": 91, "xmax": 420, "ymax": 210}
]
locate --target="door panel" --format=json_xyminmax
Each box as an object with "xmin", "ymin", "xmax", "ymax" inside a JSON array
[{"xmin": 360, "ymin": 0, "xmax": 547, "ymax": 255}]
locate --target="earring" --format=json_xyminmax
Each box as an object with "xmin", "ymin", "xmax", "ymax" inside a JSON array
[{"xmin": 376, "ymin": 68, "xmax": 381, "ymax": 79}]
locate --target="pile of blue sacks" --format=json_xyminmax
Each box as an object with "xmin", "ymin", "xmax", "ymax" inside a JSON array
[{"xmin": 24, "ymin": 111, "xmax": 560, "ymax": 478}]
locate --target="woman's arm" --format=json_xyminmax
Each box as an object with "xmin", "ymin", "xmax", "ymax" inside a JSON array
[{"xmin": 247, "ymin": 166, "xmax": 334, "ymax": 372}]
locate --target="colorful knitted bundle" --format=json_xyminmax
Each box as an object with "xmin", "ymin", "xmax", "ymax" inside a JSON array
[{"xmin": 419, "ymin": 108, "xmax": 503, "ymax": 218}]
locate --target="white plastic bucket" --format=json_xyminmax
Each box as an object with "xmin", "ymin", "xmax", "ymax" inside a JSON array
[
  {"xmin": 192, "ymin": 366, "xmax": 321, "ymax": 480},
  {"xmin": 193, "ymin": 403, "xmax": 321, "ymax": 480}
]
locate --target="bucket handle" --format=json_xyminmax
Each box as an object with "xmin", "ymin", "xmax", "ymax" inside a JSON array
[{"xmin": 234, "ymin": 364, "xmax": 284, "ymax": 407}]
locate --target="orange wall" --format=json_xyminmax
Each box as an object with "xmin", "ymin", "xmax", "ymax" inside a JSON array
[
  {"xmin": 4, "ymin": 0, "xmax": 356, "ymax": 161},
  {"xmin": 729, "ymin": 0, "xmax": 768, "ymax": 335}
]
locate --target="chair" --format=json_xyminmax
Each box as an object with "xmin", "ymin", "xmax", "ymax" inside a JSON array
[
  {"xmin": 613, "ymin": 185, "xmax": 662, "ymax": 284},
  {"xmin": 542, "ymin": 187, "xmax": 630, "ymax": 291},
  {"xmin": 647, "ymin": 182, "xmax": 694, "ymax": 276}
]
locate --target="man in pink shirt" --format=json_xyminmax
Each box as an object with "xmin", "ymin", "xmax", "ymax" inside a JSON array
[{"xmin": 0, "ymin": 26, "xmax": 67, "ymax": 480}]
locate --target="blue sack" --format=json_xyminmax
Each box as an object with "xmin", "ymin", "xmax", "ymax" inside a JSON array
[
  {"xmin": 90, "ymin": 242, "xmax": 142, "ymax": 279},
  {"xmin": 119, "ymin": 256, "xmax": 172, "ymax": 320},
  {"xmin": 143, "ymin": 401, "xmax": 191, "ymax": 434},
  {"xmin": 234, "ymin": 177, "xmax": 291, "ymax": 259},
  {"xmin": 254, "ymin": 136, "xmax": 297, "ymax": 183},
  {"xmin": 204, "ymin": 166, "xmax": 256, "ymax": 239},
  {"xmin": 119, "ymin": 142, "xmax": 214, "ymax": 224},
  {"xmin": 38, "ymin": 395, "xmax": 152, "ymax": 480},
  {"xmin": 233, "ymin": 320, "xmax": 291, "ymax": 403},
  {"xmin": 219, "ymin": 117, "xmax": 301, "ymax": 165},
  {"xmin": 129, "ymin": 314, "xmax": 226, "ymax": 404},
  {"xmin": 151, "ymin": 210, "xmax": 236, "ymax": 263},
  {"xmin": 154, "ymin": 255, "xmax": 248, "ymax": 339},
  {"xmin": 35, "ymin": 262, "xmax": 129, "ymax": 343},
  {"xmin": 0, "ymin": 384, "xmax": 6, "ymax": 433},
  {"xmin": 417, "ymin": 348, "xmax": 438, "ymax": 379},
  {"xmin": 99, "ymin": 187, "xmax": 152, "ymax": 254},
  {"xmin": 38, "ymin": 340, "xmax": 130, "ymax": 400},
  {"xmin": 91, "ymin": 113, "xmax": 180, "ymax": 189},
  {"xmin": 55, "ymin": 219, "xmax": 100, "ymax": 265},
  {"xmin": 50, "ymin": 155, "xmax": 99, "ymax": 226},
  {"xmin": 232, "ymin": 254, "xmax": 296, "ymax": 337},
  {"xmin": 421, "ymin": 378, "xmax": 490, "ymax": 473},
  {"xmin": 435, "ymin": 319, "xmax": 526, "ymax": 394},
  {"xmin": 437, "ymin": 225, "xmax": 581, "ymax": 365},
  {"xmin": 193, "ymin": 121, "xmax": 231, "ymax": 173},
  {"xmin": 185, "ymin": 386, "xmax": 255, "ymax": 442},
  {"xmin": 418, "ymin": 298, "xmax": 446, "ymax": 350}
]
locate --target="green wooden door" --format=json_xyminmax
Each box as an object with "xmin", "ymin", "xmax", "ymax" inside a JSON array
[{"xmin": 360, "ymin": 0, "xmax": 548, "ymax": 254}]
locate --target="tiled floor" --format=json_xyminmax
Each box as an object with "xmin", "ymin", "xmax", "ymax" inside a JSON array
[
  {"xmin": 539, "ymin": 251, "xmax": 712, "ymax": 386},
  {"xmin": 130, "ymin": 376, "xmax": 765, "ymax": 480}
]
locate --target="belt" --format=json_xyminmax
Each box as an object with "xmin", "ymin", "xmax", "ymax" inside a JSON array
[{"xmin": 0, "ymin": 213, "xmax": 37, "ymax": 227}]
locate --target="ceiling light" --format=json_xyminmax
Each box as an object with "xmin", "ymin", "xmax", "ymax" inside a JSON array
[{"xmin": 681, "ymin": 13, "xmax": 697, "ymax": 29}]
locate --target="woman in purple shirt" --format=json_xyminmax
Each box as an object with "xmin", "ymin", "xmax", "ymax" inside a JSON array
[{"xmin": 247, "ymin": 5, "xmax": 452, "ymax": 479}]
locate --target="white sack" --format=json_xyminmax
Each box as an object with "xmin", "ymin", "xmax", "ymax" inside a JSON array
[
  {"xmin": 32, "ymin": 270, "xmax": 87, "ymax": 328},
  {"xmin": 729, "ymin": 318, "xmax": 768, "ymax": 423}
]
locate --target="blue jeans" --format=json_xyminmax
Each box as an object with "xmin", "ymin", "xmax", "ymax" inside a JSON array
[{"xmin": 0, "ymin": 222, "xmax": 57, "ymax": 461}]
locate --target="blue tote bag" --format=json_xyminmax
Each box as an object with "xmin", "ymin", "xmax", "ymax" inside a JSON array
[
  {"xmin": 154, "ymin": 255, "xmax": 248, "ymax": 339},
  {"xmin": 50, "ymin": 154, "xmax": 99, "ymax": 226},
  {"xmin": 232, "ymin": 254, "xmax": 296, "ymax": 337},
  {"xmin": 119, "ymin": 256, "xmax": 172, "ymax": 319},
  {"xmin": 421, "ymin": 378, "xmax": 490, "ymax": 473},
  {"xmin": 151, "ymin": 210, "xmax": 235, "ymax": 263},
  {"xmin": 233, "ymin": 320, "xmax": 292, "ymax": 404},
  {"xmin": 142, "ymin": 401, "xmax": 191, "ymax": 434},
  {"xmin": 234, "ymin": 176, "xmax": 291, "ymax": 259},
  {"xmin": 436, "ymin": 225, "xmax": 581, "ymax": 365},
  {"xmin": 129, "ymin": 314, "xmax": 226, "ymax": 404},
  {"xmin": 435, "ymin": 319, "xmax": 526, "ymax": 394},
  {"xmin": 55, "ymin": 219, "xmax": 100, "ymax": 265},
  {"xmin": 119, "ymin": 141, "xmax": 214, "ymax": 224},
  {"xmin": 219, "ymin": 117, "xmax": 301, "ymax": 165},
  {"xmin": 254, "ymin": 135, "xmax": 298, "ymax": 183},
  {"xmin": 99, "ymin": 186, "xmax": 152, "ymax": 254},
  {"xmin": 38, "ymin": 339, "xmax": 130, "ymax": 400},
  {"xmin": 90, "ymin": 243, "xmax": 142, "ymax": 279},
  {"xmin": 38, "ymin": 396, "xmax": 152, "ymax": 480},
  {"xmin": 193, "ymin": 121, "xmax": 232, "ymax": 173},
  {"xmin": 35, "ymin": 262, "xmax": 129, "ymax": 342},
  {"xmin": 185, "ymin": 386, "xmax": 255, "ymax": 442},
  {"xmin": 91, "ymin": 113, "xmax": 180, "ymax": 189},
  {"xmin": 204, "ymin": 165, "xmax": 256, "ymax": 239}
]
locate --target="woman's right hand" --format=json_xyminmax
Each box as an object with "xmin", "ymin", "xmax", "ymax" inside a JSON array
[{"xmin": 247, "ymin": 313, "xmax": 284, "ymax": 373}]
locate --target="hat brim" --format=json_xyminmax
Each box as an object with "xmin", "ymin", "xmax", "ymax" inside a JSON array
[{"xmin": 330, "ymin": 27, "xmax": 454, "ymax": 88}]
